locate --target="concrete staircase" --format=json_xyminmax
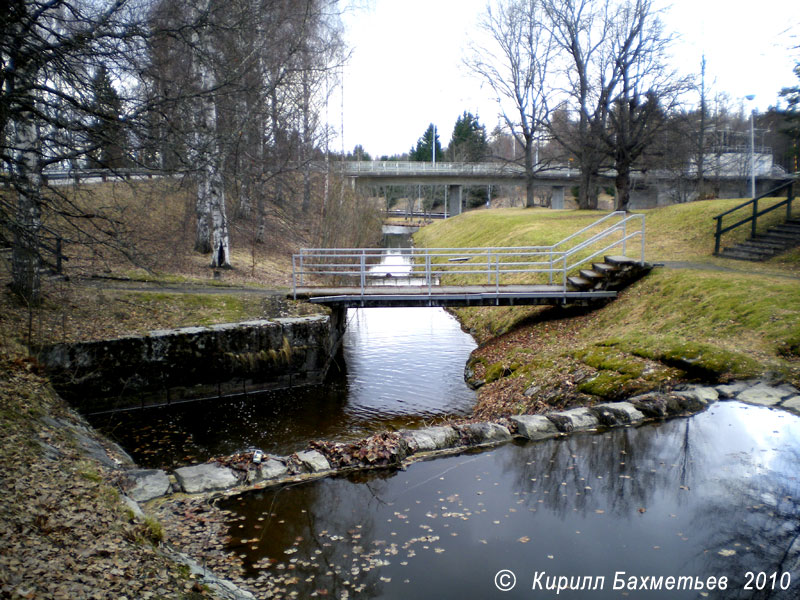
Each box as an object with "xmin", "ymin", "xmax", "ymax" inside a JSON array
[
  {"xmin": 718, "ymin": 219, "xmax": 800, "ymax": 261},
  {"xmin": 567, "ymin": 255, "xmax": 653, "ymax": 292}
]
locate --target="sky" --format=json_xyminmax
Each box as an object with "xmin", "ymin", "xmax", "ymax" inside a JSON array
[{"xmin": 333, "ymin": 0, "xmax": 800, "ymax": 159}]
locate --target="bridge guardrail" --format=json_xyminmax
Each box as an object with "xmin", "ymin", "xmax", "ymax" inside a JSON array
[{"xmin": 292, "ymin": 211, "xmax": 646, "ymax": 297}]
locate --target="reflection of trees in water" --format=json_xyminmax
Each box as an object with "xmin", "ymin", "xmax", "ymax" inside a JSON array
[
  {"xmin": 692, "ymin": 448, "xmax": 800, "ymax": 600},
  {"xmin": 497, "ymin": 418, "xmax": 698, "ymax": 518},
  {"xmin": 220, "ymin": 473, "xmax": 393, "ymax": 599}
]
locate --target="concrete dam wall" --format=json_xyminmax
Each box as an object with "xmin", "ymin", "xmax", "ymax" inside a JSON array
[{"xmin": 39, "ymin": 311, "xmax": 346, "ymax": 413}]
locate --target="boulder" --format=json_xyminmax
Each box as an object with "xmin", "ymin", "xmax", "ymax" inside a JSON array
[
  {"xmin": 629, "ymin": 392, "xmax": 669, "ymax": 418},
  {"xmin": 737, "ymin": 382, "xmax": 787, "ymax": 407},
  {"xmin": 125, "ymin": 469, "xmax": 171, "ymax": 502},
  {"xmin": 591, "ymin": 402, "xmax": 645, "ymax": 427},
  {"xmin": 460, "ymin": 422, "xmax": 512, "ymax": 445},
  {"xmin": 780, "ymin": 396, "xmax": 800, "ymax": 414},
  {"xmin": 422, "ymin": 426, "xmax": 459, "ymax": 449},
  {"xmin": 401, "ymin": 430, "xmax": 438, "ymax": 453},
  {"xmin": 715, "ymin": 382, "xmax": 751, "ymax": 399},
  {"xmin": 175, "ymin": 463, "xmax": 238, "ymax": 494},
  {"xmin": 295, "ymin": 450, "xmax": 330, "ymax": 473},
  {"xmin": 509, "ymin": 415, "xmax": 560, "ymax": 440},
  {"xmin": 552, "ymin": 408, "xmax": 599, "ymax": 432},
  {"xmin": 259, "ymin": 459, "xmax": 288, "ymax": 480}
]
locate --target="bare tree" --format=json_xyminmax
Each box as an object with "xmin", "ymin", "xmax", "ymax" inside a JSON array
[
  {"xmin": 544, "ymin": 0, "xmax": 612, "ymax": 209},
  {"xmin": 466, "ymin": 0, "xmax": 556, "ymax": 208},
  {"xmin": 1, "ymin": 0, "xmax": 154, "ymax": 303},
  {"xmin": 600, "ymin": 0, "xmax": 689, "ymax": 211}
]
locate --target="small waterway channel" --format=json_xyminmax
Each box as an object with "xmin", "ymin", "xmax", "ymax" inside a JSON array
[
  {"xmin": 88, "ymin": 226, "xmax": 477, "ymax": 468},
  {"xmin": 214, "ymin": 401, "xmax": 800, "ymax": 599}
]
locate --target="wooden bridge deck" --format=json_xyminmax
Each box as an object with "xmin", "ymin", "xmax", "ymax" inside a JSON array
[{"xmin": 291, "ymin": 285, "xmax": 617, "ymax": 308}]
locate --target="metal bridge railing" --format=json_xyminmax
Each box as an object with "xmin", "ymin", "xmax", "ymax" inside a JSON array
[{"xmin": 292, "ymin": 211, "xmax": 646, "ymax": 297}]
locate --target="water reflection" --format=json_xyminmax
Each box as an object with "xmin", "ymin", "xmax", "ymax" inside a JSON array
[
  {"xmin": 88, "ymin": 226, "xmax": 476, "ymax": 468},
  {"xmin": 219, "ymin": 403, "xmax": 800, "ymax": 599}
]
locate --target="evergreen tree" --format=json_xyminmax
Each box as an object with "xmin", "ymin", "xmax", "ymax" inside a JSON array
[
  {"xmin": 87, "ymin": 65, "xmax": 127, "ymax": 169},
  {"xmin": 780, "ymin": 59, "xmax": 800, "ymax": 171},
  {"xmin": 409, "ymin": 124, "xmax": 443, "ymax": 162},
  {"xmin": 447, "ymin": 111, "xmax": 488, "ymax": 161}
]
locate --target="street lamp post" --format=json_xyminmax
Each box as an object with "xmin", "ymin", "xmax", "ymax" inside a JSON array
[{"xmin": 745, "ymin": 94, "xmax": 756, "ymax": 198}]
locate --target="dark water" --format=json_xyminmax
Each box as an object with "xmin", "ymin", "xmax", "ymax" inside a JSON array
[
  {"xmin": 217, "ymin": 402, "xmax": 800, "ymax": 599},
  {"xmin": 88, "ymin": 227, "xmax": 477, "ymax": 468}
]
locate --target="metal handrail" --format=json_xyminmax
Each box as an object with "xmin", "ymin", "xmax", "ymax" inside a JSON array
[
  {"xmin": 292, "ymin": 211, "xmax": 646, "ymax": 297},
  {"xmin": 713, "ymin": 180, "xmax": 795, "ymax": 254}
]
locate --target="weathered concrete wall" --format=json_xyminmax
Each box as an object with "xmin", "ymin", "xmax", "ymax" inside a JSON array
[{"xmin": 40, "ymin": 313, "xmax": 346, "ymax": 412}]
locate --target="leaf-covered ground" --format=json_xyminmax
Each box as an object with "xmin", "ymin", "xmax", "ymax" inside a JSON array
[{"xmin": 0, "ymin": 357, "xmax": 210, "ymax": 598}]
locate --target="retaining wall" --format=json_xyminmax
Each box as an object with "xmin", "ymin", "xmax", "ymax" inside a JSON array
[{"xmin": 39, "ymin": 309, "xmax": 346, "ymax": 412}]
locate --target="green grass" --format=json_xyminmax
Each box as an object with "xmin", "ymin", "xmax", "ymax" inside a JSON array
[{"xmin": 415, "ymin": 201, "xmax": 800, "ymax": 414}]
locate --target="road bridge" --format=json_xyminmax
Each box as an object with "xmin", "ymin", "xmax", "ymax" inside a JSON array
[{"xmin": 338, "ymin": 161, "xmax": 788, "ymax": 214}]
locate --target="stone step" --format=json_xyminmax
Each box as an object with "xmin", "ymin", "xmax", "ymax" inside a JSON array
[
  {"xmin": 579, "ymin": 269, "xmax": 605, "ymax": 281},
  {"xmin": 567, "ymin": 276, "xmax": 593, "ymax": 290},
  {"xmin": 718, "ymin": 250, "xmax": 763, "ymax": 262},
  {"xmin": 765, "ymin": 229, "xmax": 800, "ymax": 240},
  {"xmin": 592, "ymin": 262, "xmax": 617, "ymax": 274},
  {"xmin": 727, "ymin": 244, "xmax": 776, "ymax": 256},
  {"xmin": 742, "ymin": 239, "xmax": 790, "ymax": 250},
  {"xmin": 603, "ymin": 255, "xmax": 638, "ymax": 267}
]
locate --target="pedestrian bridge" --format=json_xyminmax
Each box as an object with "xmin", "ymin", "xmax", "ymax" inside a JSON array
[{"xmin": 291, "ymin": 211, "xmax": 649, "ymax": 308}]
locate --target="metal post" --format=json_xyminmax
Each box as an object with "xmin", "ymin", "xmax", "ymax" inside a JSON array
[
  {"xmin": 562, "ymin": 255, "xmax": 567, "ymax": 290},
  {"xmin": 714, "ymin": 218, "xmax": 722, "ymax": 255},
  {"xmin": 548, "ymin": 249, "xmax": 553, "ymax": 285},
  {"xmin": 752, "ymin": 197, "xmax": 758, "ymax": 238},
  {"xmin": 640, "ymin": 215, "xmax": 646, "ymax": 265},
  {"xmin": 622, "ymin": 219, "xmax": 627, "ymax": 255},
  {"xmin": 495, "ymin": 255, "xmax": 500, "ymax": 294},
  {"xmin": 299, "ymin": 253, "xmax": 304, "ymax": 286},
  {"xmin": 292, "ymin": 255, "xmax": 297, "ymax": 299},
  {"xmin": 788, "ymin": 183, "xmax": 794, "ymax": 221},
  {"xmin": 487, "ymin": 251, "xmax": 492, "ymax": 285},
  {"xmin": 360, "ymin": 251, "xmax": 365, "ymax": 295},
  {"xmin": 749, "ymin": 108, "xmax": 756, "ymax": 198}
]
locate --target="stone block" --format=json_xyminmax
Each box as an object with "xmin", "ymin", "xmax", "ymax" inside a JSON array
[
  {"xmin": 591, "ymin": 402, "xmax": 645, "ymax": 427},
  {"xmin": 401, "ymin": 430, "xmax": 437, "ymax": 452},
  {"xmin": 175, "ymin": 463, "xmax": 238, "ymax": 494},
  {"xmin": 556, "ymin": 408, "xmax": 599, "ymax": 431},
  {"xmin": 737, "ymin": 383, "xmax": 786, "ymax": 406},
  {"xmin": 126, "ymin": 469, "xmax": 171, "ymax": 502},
  {"xmin": 296, "ymin": 450, "xmax": 330, "ymax": 473},
  {"xmin": 780, "ymin": 396, "xmax": 800, "ymax": 414},
  {"xmin": 509, "ymin": 415, "xmax": 559, "ymax": 440},
  {"xmin": 422, "ymin": 426, "xmax": 459, "ymax": 449},
  {"xmin": 259, "ymin": 459, "xmax": 288, "ymax": 480},
  {"xmin": 461, "ymin": 422, "xmax": 511, "ymax": 444},
  {"xmin": 715, "ymin": 382, "xmax": 751, "ymax": 399},
  {"xmin": 629, "ymin": 392, "xmax": 669, "ymax": 418}
]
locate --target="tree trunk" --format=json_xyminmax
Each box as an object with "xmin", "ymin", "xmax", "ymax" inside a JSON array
[
  {"xmin": 524, "ymin": 137, "xmax": 536, "ymax": 208},
  {"xmin": 614, "ymin": 166, "xmax": 631, "ymax": 212},
  {"xmin": 194, "ymin": 177, "xmax": 212, "ymax": 253},
  {"xmin": 11, "ymin": 114, "xmax": 43, "ymax": 305},
  {"xmin": 209, "ymin": 166, "xmax": 231, "ymax": 268}
]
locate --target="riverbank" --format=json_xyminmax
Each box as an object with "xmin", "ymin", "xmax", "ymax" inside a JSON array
[{"xmin": 414, "ymin": 202, "xmax": 800, "ymax": 420}]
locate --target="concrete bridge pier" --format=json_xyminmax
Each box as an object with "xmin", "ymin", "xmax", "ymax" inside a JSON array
[{"xmin": 447, "ymin": 184, "xmax": 463, "ymax": 217}]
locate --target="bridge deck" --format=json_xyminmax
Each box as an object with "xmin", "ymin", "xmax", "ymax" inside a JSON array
[{"xmin": 292, "ymin": 285, "xmax": 616, "ymax": 308}]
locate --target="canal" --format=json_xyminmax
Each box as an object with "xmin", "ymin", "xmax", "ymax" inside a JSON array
[
  {"xmin": 89, "ymin": 226, "xmax": 477, "ymax": 468},
  {"xmin": 215, "ymin": 401, "xmax": 799, "ymax": 599}
]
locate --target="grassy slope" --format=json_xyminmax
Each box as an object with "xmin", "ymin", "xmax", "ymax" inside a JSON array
[{"xmin": 414, "ymin": 202, "xmax": 800, "ymax": 419}]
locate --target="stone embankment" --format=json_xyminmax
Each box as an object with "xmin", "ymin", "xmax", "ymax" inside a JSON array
[
  {"xmin": 38, "ymin": 313, "xmax": 345, "ymax": 412},
  {"xmin": 123, "ymin": 379, "xmax": 800, "ymax": 503}
]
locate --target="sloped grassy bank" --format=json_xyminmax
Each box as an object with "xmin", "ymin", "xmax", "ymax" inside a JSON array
[{"xmin": 414, "ymin": 203, "xmax": 800, "ymax": 420}]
